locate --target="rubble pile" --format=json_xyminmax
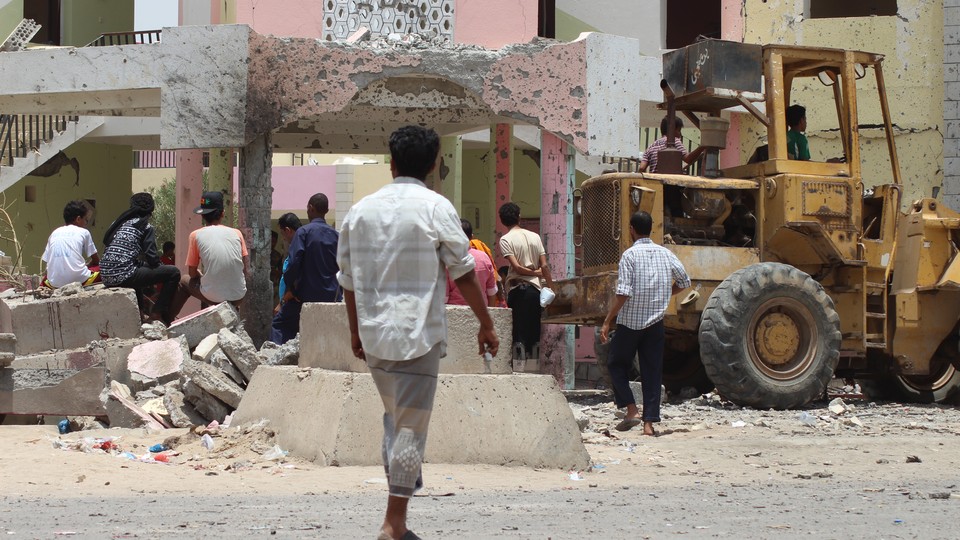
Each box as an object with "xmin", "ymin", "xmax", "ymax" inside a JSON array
[{"xmin": 98, "ymin": 302, "xmax": 300, "ymax": 430}]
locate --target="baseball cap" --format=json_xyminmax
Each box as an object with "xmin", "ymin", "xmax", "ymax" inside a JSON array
[{"xmin": 194, "ymin": 191, "xmax": 224, "ymax": 215}]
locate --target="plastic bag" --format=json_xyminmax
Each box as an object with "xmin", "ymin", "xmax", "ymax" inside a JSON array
[{"xmin": 539, "ymin": 287, "xmax": 556, "ymax": 307}]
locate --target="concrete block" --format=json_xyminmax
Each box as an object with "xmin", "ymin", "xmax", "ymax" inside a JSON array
[
  {"xmin": 127, "ymin": 336, "xmax": 189, "ymax": 386},
  {"xmin": 162, "ymin": 382, "xmax": 206, "ymax": 428},
  {"xmin": 182, "ymin": 379, "xmax": 231, "ymax": 422},
  {"xmin": 0, "ymin": 288, "xmax": 140, "ymax": 355},
  {"xmin": 346, "ymin": 27, "xmax": 370, "ymax": 43},
  {"xmin": 192, "ymin": 334, "xmax": 221, "ymax": 362},
  {"xmin": 168, "ymin": 302, "xmax": 239, "ymax": 349},
  {"xmin": 218, "ymin": 328, "xmax": 260, "ymax": 381},
  {"xmin": 181, "ymin": 359, "xmax": 244, "ymax": 408},
  {"xmin": 299, "ymin": 303, "xmax": 512, "ymax": 374},
  {"xmin": 0, "ymin": 333, "xmax": 14, "ymax": 368},
  {"xmin": 0, "ymin": 366, "xmax": 106, "ymax": 416},
  {"xmin": 232, "ymin": 367, "xmax": 590, "ymax": 469}
]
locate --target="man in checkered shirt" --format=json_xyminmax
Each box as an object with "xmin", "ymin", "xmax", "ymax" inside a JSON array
[{"xmin": 600, "ymin": 211, "xmax": 690, "ymax": 435}]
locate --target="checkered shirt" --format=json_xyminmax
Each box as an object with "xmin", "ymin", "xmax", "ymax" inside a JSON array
[
  {"xmin": 615, "ymin": 238, "xmax": 691, "ymax": 330},
  {"xmin": 642, "ymin": 137, "xmax": 688, "ymax": 173}
]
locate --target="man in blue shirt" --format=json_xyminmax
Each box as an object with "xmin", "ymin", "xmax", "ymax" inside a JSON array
[{"xmin": 269, "ymin": 192, "xmax": 339, "ymax": 344}]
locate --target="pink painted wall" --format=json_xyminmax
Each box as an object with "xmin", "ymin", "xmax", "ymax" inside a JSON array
[
  {"xmin": 720, "ymin": 0, "xmax": 745, "ymax": 169},
  {"xmin": 453, "ymin": 0, "xmax": 539, "ymax": 48},
  {"xmin": 234, "ymin": 0, "xmax": 325, "ymax": 38},
  {"xmin": 232, "ymin": 165, "xmax": 337, "ymax": 213}
]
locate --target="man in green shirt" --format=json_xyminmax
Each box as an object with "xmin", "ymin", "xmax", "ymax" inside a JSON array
[{"xmin": 786, "ymin": 104, "xmax": 810, "ymax": 160}]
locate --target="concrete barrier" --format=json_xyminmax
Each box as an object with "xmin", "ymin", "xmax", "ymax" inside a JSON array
[
  {"xmin": 232, "ymin": 366, "xmax": 590, "ymax": 469},
  {"xmin": 0, "ymin": 288, "xmax": 140, "ymax": 355},
  {"xmin": 298, "ymin": 303, "xmax": 513, "ymax": 374}
]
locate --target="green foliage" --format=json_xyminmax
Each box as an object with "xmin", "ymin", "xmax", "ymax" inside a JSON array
[{"xmin": 146, "ymin": 172, "xmax": 208, "ymax": 249}]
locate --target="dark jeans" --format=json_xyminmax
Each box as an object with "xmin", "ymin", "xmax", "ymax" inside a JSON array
[
  {"xmin": 608, "ymin": 321, "xmax": 665, "ymax": 422},
  {"xmin": 507, "ymin": 284, "xmax": 542, "ymax": 356},
  {"xmin": 108, "ymin": 265, "xmax": 181, "ymax": 322},
  {"xmin": 269, "ymin": 300, "xmax": 302, "ymax": 345}
]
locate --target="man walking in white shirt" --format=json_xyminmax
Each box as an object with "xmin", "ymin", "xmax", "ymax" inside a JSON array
[{"xmin": 337, "ymin": 125, "xmax": 499, "ymax": 540}]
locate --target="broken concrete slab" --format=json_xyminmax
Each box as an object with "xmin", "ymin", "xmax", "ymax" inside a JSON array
[
  {"xmin": 127, "ymin": 336, "xmax": 190, "ymax": 386},
  {"xmin": 298, "ymin": 303, "xmax": 512, "ymax": 374},
  {"xmin": 0, "ymin": 288, "xmax": 140, "ymax": 355},
  {"xmin": 162, "ymin": 382, "xmax": 206, "ymax": 428},
  {"xmin": 259, "ymin": 336, "xmax": 299, "ymax": 367},
  {"xmin": 181, "ymin": 359, "xmax": 244, "ymax": 409},
  {"xmin": 205, "ymin": 349, "xmax": 245, "ymax": 386},
  {"xmin": 167, "ymin": 302, "xmax": 239, "ymax": 349},
  {"xmin": 232, "ymin": 367, "xmax": 590, "ymax": 469},
  {"xmin": 99, "ymin": 381, "xmax": 144, "ymax": 428},
  {"xmin": 0, "ymin": 366, "xmax": 106, "ymax": 416},
  {"xmin": 192, "ymin": 334, "xmax": 220, "ymax": 363},
  {"xmin": 99, "ymin": 338, "xmax": 147, "ymax": 390},
  {"xmin": 181, "ymin": 379, "xmax": 231, "ymax": 423},
  {"xmin": 218, "ymin": 328, "xmax": 260, "ymax": 382}
]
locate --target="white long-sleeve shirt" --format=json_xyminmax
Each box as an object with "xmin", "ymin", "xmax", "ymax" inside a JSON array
[{"xmin": 336, "ymin": 177, "xmax": 475, "ymax": 361}]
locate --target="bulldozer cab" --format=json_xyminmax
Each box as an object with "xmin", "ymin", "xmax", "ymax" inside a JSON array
[{"xmin": 660, "ymin": 41, "xmax": 902, "ymax": 185}]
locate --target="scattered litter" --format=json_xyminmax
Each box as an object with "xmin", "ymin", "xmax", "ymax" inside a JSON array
[
  {"xmin": 57, "ymin": 419, "xmax": 70, "ymax": 435},
  {"xmin": 893, "ymin": 519, "xmax": 904, "ymax": 525},
  {"xmin": 149, "ymin": 444, "xmax": 168, "ymax": 453},
  {"xmin": 731, "ymin": 420, "xmax": 747, "ymax": 428},
  {"xmin": 568, "ymin": 471, "xmax": 583, "ymax": 481},
  {"xmin": 797, "ymin": 412, "xmax": 817, "ymax": 426},
  {"xmin": 906, "ymin": 455, "xmax": 922, "ymax": 463},
  {"xmin": 828, "ymin": 398, "xmax": 847, "ymax": 415},
  {"xmin": 261, "ymin": 444, "xmax": 289, "ymax": 461},
  {"xmin": 364, "ymin": 478, "xmax": 388, "ymax": 485},
  {"xmin": 200, "ymin": 434, "xmax": 215, "ymax": 450}
]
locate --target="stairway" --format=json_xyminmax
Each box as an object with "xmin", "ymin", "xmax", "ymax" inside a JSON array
[{"xmin": 0, "ymin": 115, "xmax": 105, "ymax": 193}]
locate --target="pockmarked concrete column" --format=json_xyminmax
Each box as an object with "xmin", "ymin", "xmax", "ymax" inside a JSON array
[
  {"xmin": 540, "ymin": 131, "xmax": 576, "ymax": 389},
  {"xmin": 493, "ymin": 123, "xmax": 513, "ymax": 268},
  {"xmin": 208, "ymin": 148, "xmax": 235, "ymax": 225},
  {"xmin": 439, "ymin": 135, "xmax": 463, "ymax": 213},
  {"xmin": 175, "ymin": 150, "xmax": 204, "ymax": 270},
  {"xmin": 238, "ymin": 133, "xmax": 274, "ymax": 347}
]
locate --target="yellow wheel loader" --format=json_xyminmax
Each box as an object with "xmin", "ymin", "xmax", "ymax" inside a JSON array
[{"xmin": 544, "ymin": 41, "xmax": 960, "ymax": 408}]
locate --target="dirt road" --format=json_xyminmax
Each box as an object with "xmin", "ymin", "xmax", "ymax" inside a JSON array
[{"xmin": 3, "ymin": 394, "xmax": 960, "ymax": 538}]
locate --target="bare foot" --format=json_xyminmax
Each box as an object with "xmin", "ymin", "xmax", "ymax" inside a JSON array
[{"xmin": 642, "ymin": 421, "xmax": 657, "ymax": 436}]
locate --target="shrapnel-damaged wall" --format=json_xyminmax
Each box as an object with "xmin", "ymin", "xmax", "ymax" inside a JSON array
[
  {"xmin": 742, "ymin": 0, "xmax": 944, "ymax": 205},
  {"xmin": 242, "ymin": 31, "xmax": 639, "ymax": 157}
]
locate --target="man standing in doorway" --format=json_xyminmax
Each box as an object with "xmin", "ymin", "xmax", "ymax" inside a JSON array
[
  {"xmin": 270, "ymin": 193, "xmax": 339, "ymax": 345},
  {"xmin": 337, "ymin": 125, "xmax": 499, "ymax": 540},
  {"xmin": 498, "ymin": 202, "xmax": 554, "ymax": 362},
  {"xmin": 600, "ymin": 211, "xmax": 690, "ymax": 436},
  {"xmin": 171, "ymin": 191, "xmax": 249, "ymax": 313}
]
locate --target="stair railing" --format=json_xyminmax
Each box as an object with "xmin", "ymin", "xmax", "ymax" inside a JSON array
[
  {"xmin": 86, "ymin": 30, "xmax": 161, "ymax": 47},
  {"xmin": 0, "ymin": 114, "xmax": 78, "ymax": 167}
]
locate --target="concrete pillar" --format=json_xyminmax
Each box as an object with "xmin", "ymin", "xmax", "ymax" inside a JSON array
[
  {"xmin": 208, "ymin": 148, "xmax": 235, "ymax": 225},
  {"xmin": 439, "ymin": 135, "xmax": 463, "ymax": 213},
  {"xmin": 493, "ymin": 123, "xmax": 513, "ymax": 268},
  {"xmin": 540, "ymin": 131, "xmax": 576, "ymax": 389},
  {"xmin": 238, "ymin": 133, "xmax": 273, "ymax": 347},
  {"xmin": 175, "ymin": 150, "xmax": 204, "ymax": 269},
  {"xmin": 721, "ymin": 0, "xmax": 746, "ymax": 169}
]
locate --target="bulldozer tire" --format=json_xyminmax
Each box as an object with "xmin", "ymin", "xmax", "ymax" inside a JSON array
[
  {"xmin": 698, "ymin": 262, "xmax": 840, "ymax": 409},
  {"xmin": 859, "ymin": 332, "xmax": 960, "ymax": 404}
]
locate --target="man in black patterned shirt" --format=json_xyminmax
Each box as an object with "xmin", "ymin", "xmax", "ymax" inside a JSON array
[{"xmin": 100, "ymin": 193, "xmax": 182, "ymax": 324}]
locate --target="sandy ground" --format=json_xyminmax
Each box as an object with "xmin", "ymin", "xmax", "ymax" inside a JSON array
[{"xmin": 3, "ymin": 391, "xmax": 960, "ymax": 539}]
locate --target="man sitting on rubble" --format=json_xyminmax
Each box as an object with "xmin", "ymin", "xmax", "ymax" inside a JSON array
[
  {"xmin": 171, "ymin": 191, "xmax": 249, "ymax": 313},
  {"xmin": 100, "ymin": 193, "xmax": 183, "ymax": 325},
  {"xmin": 41, "ymin": 200, "xmax": 100, "ymax": 288}
]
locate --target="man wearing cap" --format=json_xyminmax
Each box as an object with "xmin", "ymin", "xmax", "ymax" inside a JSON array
[{"xmin": 171, "ymin": 191, "xmax": 249, "ymax": 312}]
